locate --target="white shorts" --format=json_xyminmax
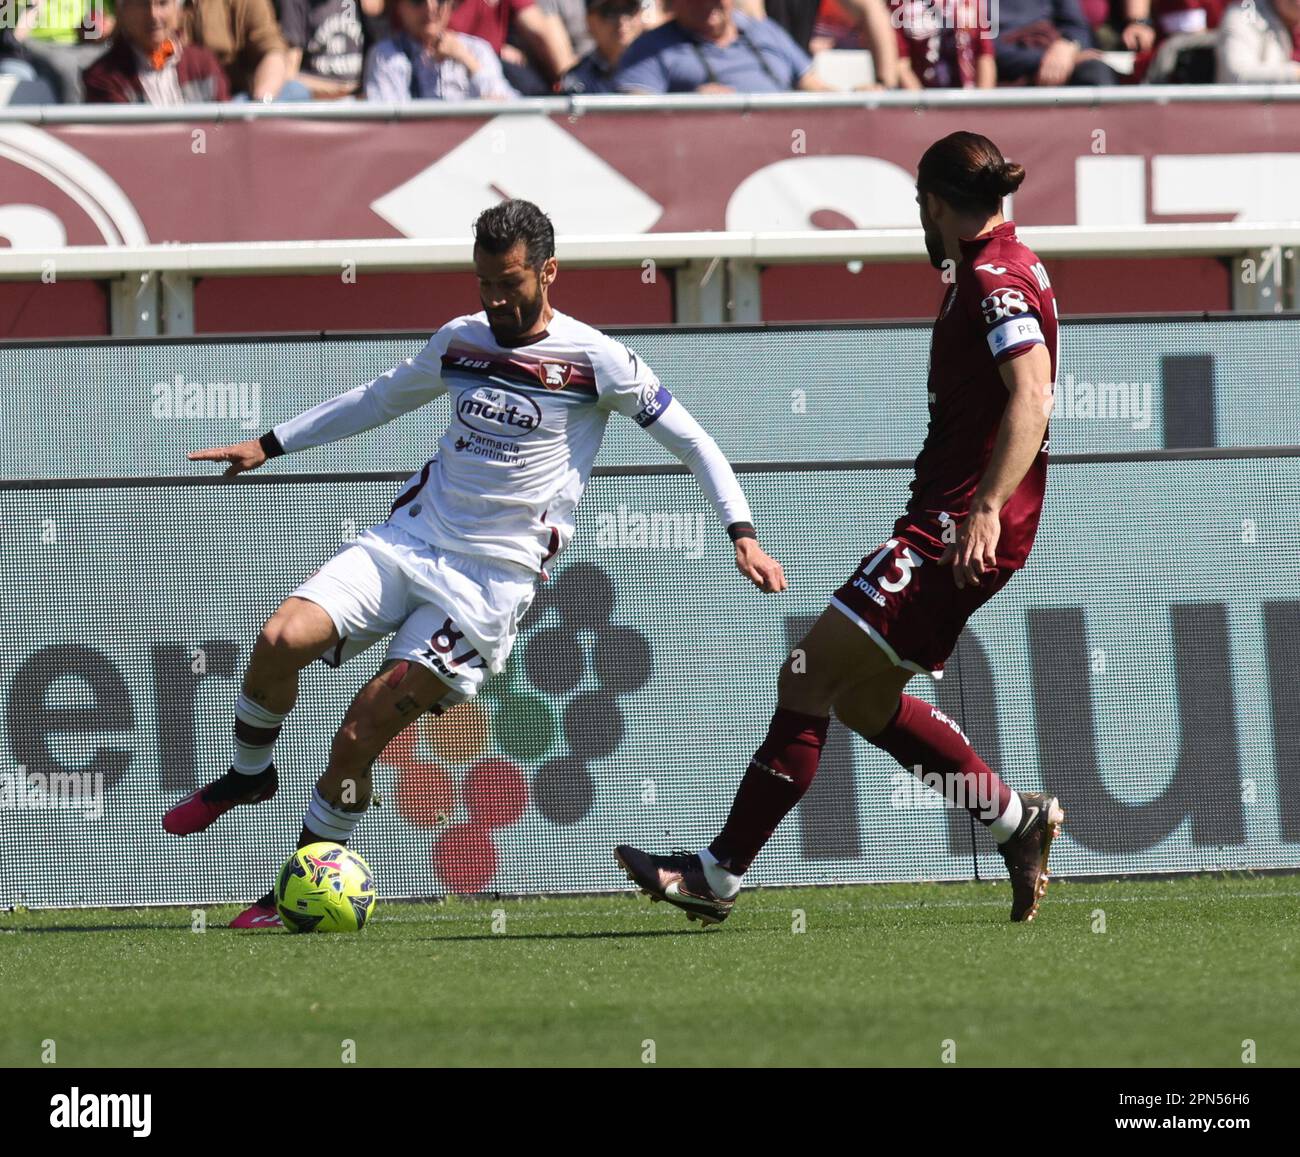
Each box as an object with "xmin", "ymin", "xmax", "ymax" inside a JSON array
[{"xmin": 291, "ymin": 523, "xmax": 537, "ymax": 707}]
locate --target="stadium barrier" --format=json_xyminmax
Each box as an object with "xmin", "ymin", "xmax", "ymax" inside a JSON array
[
  {"xmin": 3, "ymin": 87, "xmax": 1300, "ymax": 330},
  {"xmin": 1, "ymin": 319, "xmax": 1297, "ymax": 907},
  {"xmin": 2, "ymin": 225, "xmax": 1298, "ymax": 332}
]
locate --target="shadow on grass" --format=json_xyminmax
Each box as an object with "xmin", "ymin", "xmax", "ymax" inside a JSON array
[
  {"xmin": 2, "ymin": 923, "xmax": 197, "ymax": 934},
  {"xmin": 416, "ymin": 928, "xmax": 734, "ymax": 942}
]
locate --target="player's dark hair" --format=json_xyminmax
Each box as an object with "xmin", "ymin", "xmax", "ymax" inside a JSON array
[
  {"xmin": 472, "ymin": 200, "xmax": 555, "ymax": 271},
  {"xmin": 917, "ymin": 132, "xmax": 1026, "ymax": 216}
]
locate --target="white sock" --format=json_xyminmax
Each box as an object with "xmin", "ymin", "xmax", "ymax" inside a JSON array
[
  {"xmin": 232, "ymin": 693, "xmax": 287, "ymax": 776},
  {"xmin": 698, "ymin": 847, "xmax": 742, "ymax": 899},
  {"xmin": 990, "ymin": 791, "xmax": 1024, "ymax": 844},
  {"xmin": 304, "ymin": 788, "xmax": 363, "ymax": 842}
]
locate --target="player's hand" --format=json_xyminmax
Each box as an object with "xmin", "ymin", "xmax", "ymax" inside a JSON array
[
  {"xmin": 735, "ymin": 538, "xmax": 787, "ymax": 593},
  {"xmin": 188, "ymin": 439, "xmax": 267, "ymax": 479},
  {"xmin": 939, "ymin": 508, "xmax": 1000, "ymax": 590}
]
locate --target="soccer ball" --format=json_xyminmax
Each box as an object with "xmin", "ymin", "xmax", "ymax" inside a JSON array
[{"xmin": 274, "ymin": 842, "xmax": 377, "ymax": 933}]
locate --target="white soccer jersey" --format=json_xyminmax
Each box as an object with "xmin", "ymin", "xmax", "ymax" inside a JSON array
[{"xmin": 272, "ymin": 309, "xmax": 752, "ymax": 573}]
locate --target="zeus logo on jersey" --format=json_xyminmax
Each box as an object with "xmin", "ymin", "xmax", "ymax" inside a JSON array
[
  {"xmin": 980, "ymin": 287, "xmax": 1030, "ymax": 324},
  {"xmin": 633, "ymin": 382, "xmax": 673, "ymax": 428},
  {"xmin": 458, "ymin": 386, "xmax": 542, "ymax": 437}
]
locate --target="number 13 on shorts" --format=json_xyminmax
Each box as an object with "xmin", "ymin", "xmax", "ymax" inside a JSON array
[{"xmin": 863, "ymin": 538, "xmax": 922, "ymax": 595}]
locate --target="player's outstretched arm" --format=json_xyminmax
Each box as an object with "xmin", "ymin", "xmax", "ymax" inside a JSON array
[
  {"xmin": 639, "ymin": 394, "xmax": 786, "ymax": 593},
  {"xmin": 188, "ymin": 438, "xmax": 268, "ymax": 479},
  {"xmin": 190, "ymin": 332, "xmax": 451, "ymax": 477},
  {"xmin": 733, "ymin": 533, "xmax": 787, "ymax": 593}
]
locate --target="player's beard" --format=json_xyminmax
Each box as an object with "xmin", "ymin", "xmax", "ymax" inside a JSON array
[
  {"xmin": 923, "ymin": 226, "xmax": 946, "ymax": 271},
  {"xmin": 488, "ymin": 289, "xmax": 545, "ymax": 343}
]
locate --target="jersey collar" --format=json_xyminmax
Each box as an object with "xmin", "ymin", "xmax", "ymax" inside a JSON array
[
  {"xmin": 958, "ymin": 219, "xmax": 1017, "ymax": 256},
  {"xmin": 495, "ymin": 329, "xmax": 550, "ymax": 349}
]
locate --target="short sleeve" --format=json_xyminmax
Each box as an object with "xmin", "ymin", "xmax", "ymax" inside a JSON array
[
  {"xmin": 614, "ymin": 31, "xmax": 672, "ymax": 92},
  {"xmin": 592, "ymin": 336, "xmax": 674, "ymax": 427},
  {"xmin": 963, "ymin": 260, "xmax": 1047, "ymax": 365},
  {"xmin": 242, "ymin": 0, "xmax": 288, "ymax": 56},
  {"xmin": 762, "ymin": 19, "xmax": 812, "ymax": 83}
]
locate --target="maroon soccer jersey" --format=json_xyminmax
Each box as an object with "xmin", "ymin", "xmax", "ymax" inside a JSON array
[{"xmin": 901, "ymin": 220, "xmax": 1058, "ymax": 569}]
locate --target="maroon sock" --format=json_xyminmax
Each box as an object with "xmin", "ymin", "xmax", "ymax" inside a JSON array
[
  {"xmin": 868, "ymin": 694, "xmax": 1013, "ymax": 827},
  {"xmin": 709, "ymin": 708, "xmax": 829, "ymax": 874}
]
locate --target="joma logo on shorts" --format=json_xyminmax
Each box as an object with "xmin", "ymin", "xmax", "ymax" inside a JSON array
[{"xmin": 852, "ymin": 577, "xmax": 886, "ymax": 607}]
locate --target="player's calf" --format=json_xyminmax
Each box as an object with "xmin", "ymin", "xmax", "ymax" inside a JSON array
[{"xmin": 164, "ymin": 599, "xmax": 339, "ymax": 838}]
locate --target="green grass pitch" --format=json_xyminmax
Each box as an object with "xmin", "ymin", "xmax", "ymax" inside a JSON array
[{"xmin": 2, "ymin": 874, "xmax": 1296, "ymax": 1067}]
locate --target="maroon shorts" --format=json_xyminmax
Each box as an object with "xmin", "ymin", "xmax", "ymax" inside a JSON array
[{"xmin": 829, "ymin": 526, "xmax": 1016, "ymax": 678}]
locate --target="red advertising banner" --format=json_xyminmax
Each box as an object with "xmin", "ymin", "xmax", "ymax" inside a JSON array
[{"xmin": 2, "ymin": 101, "xmax": 1298, "ymax": 249}]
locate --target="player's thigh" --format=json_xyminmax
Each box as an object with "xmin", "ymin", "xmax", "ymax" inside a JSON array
[
  {"xmin": 833, "ymin": 665, "xmax": 914, "ymax": 739},
  {"xmin": 779, "ymin": 604, "xmax": 902, "ymax": 712},
  {"xmin": 286, "ymin": 532, "xmax": 413, "ymax": 672}
]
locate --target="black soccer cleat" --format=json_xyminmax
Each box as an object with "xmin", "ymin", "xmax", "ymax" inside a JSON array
[
  {"xmin": 998, "ymin": 792, "xmax": 1066, "ymax": 922},
  {"xmin": 614, "ymin": 845, "xmax": 735, "ymax": 926}
]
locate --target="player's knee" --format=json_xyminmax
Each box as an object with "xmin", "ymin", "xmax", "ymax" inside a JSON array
[
  {"xmin": 257, "ymin": 601, "xmax": 334, "ymax": 666},
  {"xmin": 256, "ymin": 616, "xmax": 304, "ymax": 662}
]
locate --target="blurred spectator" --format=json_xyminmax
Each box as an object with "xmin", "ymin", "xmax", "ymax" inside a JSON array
[
  {"xmin": 893, "ymin": 0, "xmax": 996, "ymax": 87},
  {"xmin": 560, "ymin": 0, "xmax": 642, "ymax": 89},
  {"xmin": 996, "ymin": 0, "xmax": 1121, "ymax": 82},
  {"xmin": 540, "ymin": 0, "xmax": 595, "ymax": 56},
  {"xmin": 277, "ymin": 0, "xmax": 372, "ymax": 96},
  {"xmin": 364, "ymin": 0, "xmax": 516, "ymax": 99},
  {"xmin": 449, "ymin": 0, "xmax": 575, "ymax": 93},
  {"xmin": 640, "ymin": 0, "xmax": 669, "ymax": 26},
  {"xmin": 1154, "ymin": 0, "xmax": 1227, "ymax": 34},
  {"xmin": 84, "ymin": 0, "xmax": 229, "ymax": 101},
  {"xmin": 750, "ymin": 0, "xmax": 900, "ymax": 84},
  {"xmin": 1079, "ymin": 0, "xmax": 1157, "ymax": 48},
  {"xmin": 1216, "ymin": 0, "xmax": 1300, "ymax": 79},
  {"xmin": 1, "ymin": 27, "xmax": 61, "ymax": 102},
  {"xmin": 615, "ymin": 0, "xmax": 835, "ymax": 90},
  {"xmin": 811, "ymin": 0, "xmax": 861, "ymax": 46},
  {"xmin": 9, "ymin": 0, "xmax": 113, "ymax": 101},
  {"xmin": 183, "ymin": 0, "xmax": 308, "ymax": 98}
]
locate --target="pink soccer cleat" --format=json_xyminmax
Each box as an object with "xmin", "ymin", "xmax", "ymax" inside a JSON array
[
  {"xmin": 229, "ymin": 893, "xmax": 281, "ymax": 930},
  {"xmin": 162, "ymin": 765, "xmax": 278, "ymax": 836}
]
